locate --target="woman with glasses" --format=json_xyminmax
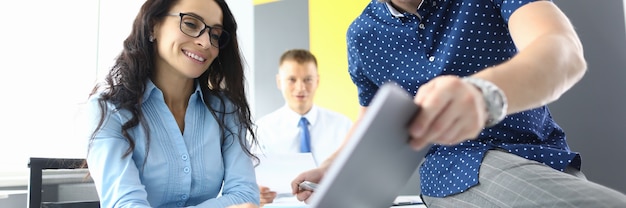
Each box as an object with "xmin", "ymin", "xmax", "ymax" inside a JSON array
[{"xmin": 83, "ymin": 0, "xmax": 259, "ymax": 207}]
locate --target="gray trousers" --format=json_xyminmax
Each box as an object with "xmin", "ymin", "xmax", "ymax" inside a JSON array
[{"xmin": 421, "ymin": 149, "xmax": 626, "ymax": 208}]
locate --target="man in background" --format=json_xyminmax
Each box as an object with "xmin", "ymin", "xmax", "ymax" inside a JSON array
[{"xmin": 254, "ymin": 49, "xmax": 353, "ymax": 206}]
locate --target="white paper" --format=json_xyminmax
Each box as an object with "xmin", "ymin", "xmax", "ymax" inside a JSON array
[
  {"xmin": 263, "ymin": 195, "xmax": 307, "ymax": 208},
  {"xmin": 255, "ymin": 152, "xmax": 317, "ymax": 195}
]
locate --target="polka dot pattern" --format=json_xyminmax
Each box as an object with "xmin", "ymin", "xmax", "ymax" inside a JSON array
[{"xmin": 347, "ymin": 0, "xmax": 580, "ymax": 197}]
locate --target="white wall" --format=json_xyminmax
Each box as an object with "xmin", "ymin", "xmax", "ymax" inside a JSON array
[
  {"xmin": 0, "ymin": 0, "xmax": 100, "ymax": 186},
  {"xmin": 227, "ymin": 0, "xmax": 256, "ymax": 118}
]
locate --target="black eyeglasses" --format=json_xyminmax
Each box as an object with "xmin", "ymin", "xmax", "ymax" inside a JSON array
[{"xmin": 168, "ymin": 13, "xmax": 230, "ymax": 49}]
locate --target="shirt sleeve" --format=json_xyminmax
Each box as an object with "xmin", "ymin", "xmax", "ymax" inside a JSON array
[
  {"xmin": 492, "ymin": 0, "xmax": 543, "ymax": 24},
  {"xmin": 347, "ymin": 20, "xmax": 380, "ymax": 107},
  {"xmin": 84, "ymin": 96, "xmax": 152, "ymax": 208},
  {"xmin": 192, "ymin": 102, "xmax": 260, "ymax": 207},
  {"xmin": 347, "ymin": 30, "xmax": 378, "ymax": 106}
]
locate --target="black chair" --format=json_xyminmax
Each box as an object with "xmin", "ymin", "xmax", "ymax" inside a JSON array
[{"xmin": 27, "ymin": 157, "xmax": 100, "ymax": 208}]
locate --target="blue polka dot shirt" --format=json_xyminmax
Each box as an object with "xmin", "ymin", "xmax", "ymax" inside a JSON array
[{"xmin": 347, "ymin": 0, "xmax": 581, "ymax": 197}]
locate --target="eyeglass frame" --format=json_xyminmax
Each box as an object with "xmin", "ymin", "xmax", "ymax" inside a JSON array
[{"xmin": 166, "ymin": 12, "xmax": 230, "ymax": 49}]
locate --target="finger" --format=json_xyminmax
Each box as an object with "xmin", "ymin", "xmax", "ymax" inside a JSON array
[
  {"xmin": 436, "ymin": 84, "xmax": 486, "ymax": 144},
  {"xmin": 421, "ymin": 86, "xmax": 485, "ymax": 145},
  {"xmin": 259, "ymin": 186, "xmax": 270, "ymax": 193},
  {"xmin": 418, "ymin": 101, "xmax": 457, "ymax": 144},
  {"xmin": 410, "ymin": 82, "xmax": 434, "ymax": 138},
  {"xmin": 438, "ymin": 90, "xmax": 488, "ymax": 146},
  {"xmin": 409, "ymin": 136, "xmax": 429, "ymax": 151},
  {"xmin": 410, "ymin": 81, "xmax": 453, "ymax": 140},
  {"xmin": 437, "ymin": 113, "xmax": 482, "ymax": 145},
  {"xmin": 260, "ymin": 191, "xmax": 276, "ymax": 198},
  {"xmin": 437, "ymin": 116, "xmax": 462, "ymax": 144},
  {"xmin": 409, "ymin": 95, "xmax": 453, "ymax": 150},
  {"xmin": 409, "ymin": 106, "xmax": 445, "ymax": 150},
  {"xmin": 296, "ymin": 190, "xmax": 313, "ymax": 202},
  {"xmin": 412, "ymin": 76, "xmax": 486, "ymax": 148},
  {"xmin": 260, "ymin": 191, "xmax": 277, "ymax": 204},
  {"xmin": 291, "ymin": 176, "xmax": 306, "ymax": 195}
]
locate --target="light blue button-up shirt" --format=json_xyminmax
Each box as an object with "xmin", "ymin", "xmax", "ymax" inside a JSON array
[{"xmin": 85, "ymin": 80, "xmax": 259, "ymax": 207}]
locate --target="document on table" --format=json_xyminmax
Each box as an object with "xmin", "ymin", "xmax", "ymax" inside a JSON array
[
  {"xmin": 262, "ymin": 196, "xmax": 307, "ymax": 208},
  {"xmin": 255, "ymin": 152, "xmax": 317, "ymax": 196}
]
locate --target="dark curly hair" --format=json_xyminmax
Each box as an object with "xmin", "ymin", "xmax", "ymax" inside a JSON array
[{"xmin": 88, "ymin": 0, "xmax": 258, "ymax": 164}]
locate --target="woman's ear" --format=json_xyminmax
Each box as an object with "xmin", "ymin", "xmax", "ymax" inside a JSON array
[{"xmin": 151, "ymin": 23, "xmax": 161, "ymax": 42}]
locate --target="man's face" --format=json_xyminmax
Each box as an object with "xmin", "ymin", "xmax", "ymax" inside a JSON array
[{"xmin": 276, "ymin": 60, "xmax": 319, "ymax": 115}]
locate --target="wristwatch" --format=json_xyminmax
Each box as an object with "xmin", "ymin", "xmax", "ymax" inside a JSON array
[{"xmin": 462, "ymin": 76, "xmax": 508, "ymax": 127}]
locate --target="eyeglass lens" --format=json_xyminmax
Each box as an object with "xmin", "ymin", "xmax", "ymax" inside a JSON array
[{"xmin": 179, "ymin": 14, "xmax": 230, "ymax": 48}]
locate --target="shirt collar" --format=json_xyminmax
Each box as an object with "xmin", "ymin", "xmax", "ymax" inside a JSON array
[
  {"xmin": 385, "ymin": 2, "xmax": 405, "ymax": 18},
  {"xmin": 142, "ymin": 79, "xmax": 204, "ymax": 104},
  {"xmin": 384, "ymin": 1, "xmax": 425, "ymax": 19},
  {"xmin": 280, "ymin": 105, "xmax": 319, "ymax": 127},
  {"xmin": 142, "ymin": 79, "xmax": 158, "ymax": 104}
]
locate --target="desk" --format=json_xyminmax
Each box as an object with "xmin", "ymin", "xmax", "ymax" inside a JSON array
[
  {"xmin": 263, "ymin": 195, "xmax": 425, "ymax": 208},
  {"xmin": 0, "ymin": 190, "xmax": 27, "ymax": 199},
  {"xmin": 0, "ymin": 190, "xmax": 28, "ymax": 207}
]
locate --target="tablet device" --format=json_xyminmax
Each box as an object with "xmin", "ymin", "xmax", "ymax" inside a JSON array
[{"xmin": 308, "ymin": 83, "xmax": 431, "ymax": 208}]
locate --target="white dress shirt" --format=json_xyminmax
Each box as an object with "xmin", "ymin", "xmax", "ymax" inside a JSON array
[{"xmin": 255, "ymin": 105, "xmax": 353, "ymax": 165}]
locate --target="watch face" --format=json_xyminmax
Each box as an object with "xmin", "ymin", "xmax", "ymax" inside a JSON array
[
  {"xmin": 486, "ymin": 83, "xmax": 506, "ymax": 123},
  {"xmin": 489, "ymin": 89, "xmax": 504, "ymax": 108},
  {"xmin": 463, "ymin": 77, "xmax": 507, "ymax": 127}
]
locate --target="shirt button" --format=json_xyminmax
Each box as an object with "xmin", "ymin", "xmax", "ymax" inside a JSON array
[
  {"xmin": 181, "ymin": 154, "xmax": 188, "ymax": 161},
  {"xmin": 418, "ymin": 23, "xmax": 425, "ymax": 29},
  {"xmin": 181, "ymin": 194, "xmax": 188, "ymax": 200},
  {"xmin": 177, "ymin": 202, "xmax": 184, "ymax": 206},
  {"xmin": 183, "ymin": 167, "xmax": 190, "ymax": 173},
  {"xmin": 428, "ymin": 56, "xmax": 435, "ymax": 62}
]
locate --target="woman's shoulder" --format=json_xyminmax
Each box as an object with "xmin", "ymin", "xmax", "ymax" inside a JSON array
[{"xmin": 83, "ymin": 86, "xmax": 131, "ymax": 118}]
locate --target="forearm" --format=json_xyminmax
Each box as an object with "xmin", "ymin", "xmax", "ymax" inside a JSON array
[
  {"xmin": 473, "ymin": 1, "xmax": 586, "ymax": 114},
  {"xmin": 218, "ymin": 136, "xmax": 261, "ymax": 206},
  {"xmin": 475, "ymin": 33, "xmax": 586, "ymax": 114}
]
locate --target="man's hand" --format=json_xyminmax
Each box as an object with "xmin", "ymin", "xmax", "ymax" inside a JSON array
[
  {"xmin": 290, "ymin": 167, "xmax": 325, "ymax": 203},
  {"xmin": 408, "ymin": 75, "xmax": 487, "ymax": 150},
  {"xmin": 258, "ymin": 185, "xmax": 277, "ymax": 206}
]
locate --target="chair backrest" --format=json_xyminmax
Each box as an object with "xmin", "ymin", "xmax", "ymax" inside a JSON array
[{"xmin": 27, "ymin": 157, "xmax": 100, "ymax": 208}]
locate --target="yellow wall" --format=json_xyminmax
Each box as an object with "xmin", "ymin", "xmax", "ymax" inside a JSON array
[
  {"xmin": 253, "ymin": 0, "xmax": 370, "ymax": 121},
  {"xmin": 309, "ymin": 0, "xmax": 370, "ymax": 121},
  {"xmin": 253, "ymin": 0, "xmax": 280, "ymax": 5}
]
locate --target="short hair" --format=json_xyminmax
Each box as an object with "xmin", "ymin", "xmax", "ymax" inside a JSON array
[{"xmin": 279, "ymin": 49, "xmax": 318, "ymax": 67}]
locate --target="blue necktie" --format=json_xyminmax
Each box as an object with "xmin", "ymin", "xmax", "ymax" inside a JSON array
[{"xmin": 298, "ymin": 117, "xmax": 311, "ymax": 153}]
